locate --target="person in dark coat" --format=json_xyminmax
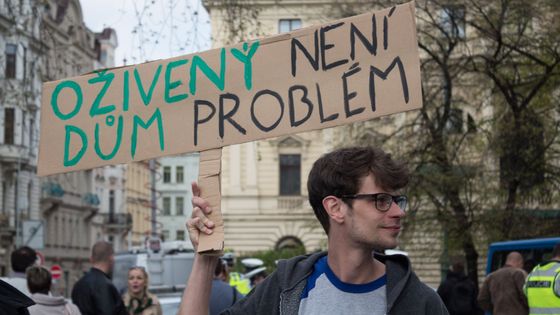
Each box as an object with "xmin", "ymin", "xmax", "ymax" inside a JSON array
[
  {"xmin": 0, "ymin": 279, "xmax": 34, "ymax": 315},
  {"xmin": 438, "ymin": 261, "xmax": 481, "ymax": 315},
  {"xmin": 71, "ymin": 241, "xmax": 126, "ymax": 315}
]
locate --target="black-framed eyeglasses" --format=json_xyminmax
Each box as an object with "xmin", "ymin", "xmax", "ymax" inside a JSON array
[{"xmin": 341, "ymin": 193, "xmax": 407, "ymax": 212}]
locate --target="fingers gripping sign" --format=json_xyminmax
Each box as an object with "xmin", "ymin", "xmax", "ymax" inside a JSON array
[
  {"xmin": 187, "ymin": 148, "xmax": 225, "ymax": 255},
  {"xmin": 187, "ymin": 182, "xmax": 215, "ymax": 248}
]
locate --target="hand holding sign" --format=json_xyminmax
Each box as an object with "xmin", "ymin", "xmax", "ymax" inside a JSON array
[{"xmin": 187, "ymin": 182, "xmax": 215, "ymax": 249}]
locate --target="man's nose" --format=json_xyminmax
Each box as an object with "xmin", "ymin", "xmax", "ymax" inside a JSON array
[{"xmin": 388, "ymin": 201, "xmax": 405, "ymax": 217}]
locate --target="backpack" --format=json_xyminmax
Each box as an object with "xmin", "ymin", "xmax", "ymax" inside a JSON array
[{"xmin": 447, "ymin": 278, "xmax": 477, "ymax": 315}]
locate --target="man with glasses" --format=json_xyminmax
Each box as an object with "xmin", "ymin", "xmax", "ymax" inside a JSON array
[{"xmin": 181, "ymin": 146, "xmax": 448, "ymax": 314}]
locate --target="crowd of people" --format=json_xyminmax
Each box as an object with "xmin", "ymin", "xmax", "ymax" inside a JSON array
[
  {"xmin": 0, "ymin": 147, "xmax": 559, "ymax": 315},
  {"xmin": 0, "ymin": 242, "xmax": 266, "ymax": 315},
  {"xmin": 436, "ymin": 247, "xmax": 560, "ymax": 315}
]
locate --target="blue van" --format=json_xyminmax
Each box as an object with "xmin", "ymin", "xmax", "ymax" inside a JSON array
[{"xmin": 485, "ymin": 237, "xmax": 560, "ymax": 275}]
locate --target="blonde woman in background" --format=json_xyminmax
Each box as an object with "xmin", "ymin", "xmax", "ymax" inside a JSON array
[{"xmin": 122, "ymin": 267, "xmax": 162, "ymax": 315}]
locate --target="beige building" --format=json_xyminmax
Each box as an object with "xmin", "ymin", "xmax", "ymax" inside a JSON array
[
  {"xmin": 201, "ymin": 1, "xmax": 368, "ymax": 255},
  {"xmin": 204, "ymin": 0, "xmax": 560, "ymax": 289},
  {"xmin": 202, "ymin": 1, "xmax": 341, "ymax": 254},
  {"xmin": 202, "ymin": 0, "xmax": 447, "ymax": 287},
  {"xmin": 125, "ymin": 161, "xmax": 153, "ymax": 247}
]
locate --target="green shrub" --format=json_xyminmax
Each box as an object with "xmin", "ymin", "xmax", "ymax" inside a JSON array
[{"xmin": 233, "ymin": 246, "xmax": 307, "ymax": 274}]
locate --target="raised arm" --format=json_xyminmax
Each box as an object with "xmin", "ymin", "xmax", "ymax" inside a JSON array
[{"xmin": 179, "ymin": 182, "xmax": 219, "ymax": 315}]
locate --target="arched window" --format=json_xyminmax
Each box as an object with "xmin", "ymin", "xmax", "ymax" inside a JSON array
[{"xmin": 275, "ymin": 236, "xmax": 304, "ymax": 251}]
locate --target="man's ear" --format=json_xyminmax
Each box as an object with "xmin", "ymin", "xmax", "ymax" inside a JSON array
[{"xmin": 322, "ymin": 196, "xmax": 345, "ymax": 225}]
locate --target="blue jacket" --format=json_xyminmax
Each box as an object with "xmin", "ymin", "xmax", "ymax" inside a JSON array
[{"xmin": 222, "ymin": 251, "xmax": 449, "ymax": 314}]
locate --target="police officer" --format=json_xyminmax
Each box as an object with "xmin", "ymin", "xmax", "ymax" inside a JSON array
[
  {"xmin": 221, "ymin": 253, "xmax": 252, "ymax": 295},
  {"xmin": 525, "ymin": 242, "xmax": 560, "ymax": 315}
]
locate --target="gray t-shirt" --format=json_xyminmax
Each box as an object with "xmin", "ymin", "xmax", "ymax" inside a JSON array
[{"xmin": 298, "ymin": 256, "xmax": 387, "ymax": 315}]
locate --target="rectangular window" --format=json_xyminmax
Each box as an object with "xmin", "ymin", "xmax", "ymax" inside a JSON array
[
  {"xmin": 29, "ymin": 118, "xmax": 34, "ymax": 148},
  {"xmin": 176, "ymin": 166, "xmax": 184, "ymax": 183},
  {"xmin": 22, "ymin": 46, "xmax": 26, "ymax": 80},
  {"xmin": 4, "ymin": 108, "xmax": 14, "ymax": 144},
  {"xmin": 440, "ymin": 5, "xmax": 466, "ymax": 39},
  {"xmin": 500, "ymin": 118, "xmax": 545, "ymax": 191},
  {"xmin": 5, "ymin": 44, "xmax": 17, "ymax": 79},
  {"xmin": 100, "ymin": 50, "xmax": 107, "ymax": 65},
  {"xmin": 109, "ymin": 189, "xmax": 115, "ymax": 222},
  {"xmin": 162, "ymin": 197, "xmax": 171, "ymax": 215},
  {"xmin": 21, "ymin": 112, "xmax": 25, "ymax": 145},
  {"xmin": 162, "ymin": 230, "xmax": 169, "ymax": 241},
  {"xmin": 279, "ymin": 19, "xmax": 302, "ymax": 33},
  {"xmin": 279, "ymin": 154, "xmax": 301, "ymax": 196},
  {"xmin": 163, "ymin": 166, "xmax": 171, "ymax": 183},
  {"xmin": 2, "ymin": 181, "xmax": 6, "ymax": 214},
  {"xmin": 176, "ymin": 196, "xmax": 184, "ymax": 216},
  {"xmin": 176, "ymin": 230, "xmax": 185, "ymax": 241},
  {"xmin": 27, "ymin": 181, "xmax": 32, "ymax": 217}
]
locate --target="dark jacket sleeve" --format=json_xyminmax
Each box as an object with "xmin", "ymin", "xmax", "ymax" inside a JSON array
[
  {"xmin": 71, "ymin": 282, "xmax": 94, "ymax": 315},
  {"xmin": 477, "ymin": 276, "xmax": 492, "ymax": 311},
  {"xmin": 92, "ymin": 282, "xmax": 120, "ymax": 315},
  {"xmin": 513, "ymin": 270, "xmax": 528, "ymax": 310},
  {"xmin": 425, "ymin": 291, "xmax": 450, "ymax": 315},
  {"xmin": 436, "ymin": 280, "xmax": 452, "ymax": 307},
  {"xmin": 223, "ymin": 271, "xmax": 282, "ymax": 315},
  {"xmin": 0, "ymin": 279, "xmax": 34, "ymax": 315}
]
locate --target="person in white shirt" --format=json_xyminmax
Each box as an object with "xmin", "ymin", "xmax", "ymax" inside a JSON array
[{"xmin": 0, "ymin": 246, "xmax": 37, "ymax": 297}]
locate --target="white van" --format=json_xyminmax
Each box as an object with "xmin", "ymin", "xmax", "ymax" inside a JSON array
[{"xmin": 113, "ymin": 241, "xmax": 195, "ymax": 294}]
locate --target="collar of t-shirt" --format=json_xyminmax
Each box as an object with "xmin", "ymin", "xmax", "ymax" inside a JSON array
[{"xmin": 302, "ymin": 256, "xmax": 386, "ymax": 298}]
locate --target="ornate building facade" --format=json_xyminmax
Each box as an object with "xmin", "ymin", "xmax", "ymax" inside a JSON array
[{"xmin": 0, "ymin": 0, "xmax": 123, "ymax": 296}]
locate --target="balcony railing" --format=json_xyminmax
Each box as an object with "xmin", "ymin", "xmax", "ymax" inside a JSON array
[
  {"xmin": 42, "ymin": 182, "xmax": 65, "ymax": 199},
  {"xmin": 277, "ymin": 196, "xmax": 305, "ymax": 210},
  {"xmin": 82, "ymin": 193, "xmax": 100, "ymax": 206},
  {"xmin": 0, "ymin": 213, "xmax": 10, "ymax": 230},
  {"xmin": 101, "ymin": 213, "xmax": 133, "ymax": 230}
]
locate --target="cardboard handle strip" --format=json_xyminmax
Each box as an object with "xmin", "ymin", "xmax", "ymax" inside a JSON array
[{"xmin": 197, "ymin": 148, "xmax": 224, "ymax": 255}]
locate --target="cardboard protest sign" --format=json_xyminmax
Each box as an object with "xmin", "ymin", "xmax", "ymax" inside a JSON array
[
  {"xmin": 197, "ymin": 148, "xmax": 224, "ymax": 253},
  {"xmin": 38, "ymin": 2, "xmax": 422, "ymax": 253}
]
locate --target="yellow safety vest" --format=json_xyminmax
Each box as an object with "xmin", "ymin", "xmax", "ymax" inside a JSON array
[
  {"xmin": 525, "ymin": 261, "xmax": 560, "ymax": 315},
  {"xmin": 229, "ymin": 271, "xmax": 251, "ymax": 295}
]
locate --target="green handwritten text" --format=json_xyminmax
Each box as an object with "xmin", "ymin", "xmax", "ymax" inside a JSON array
[
  {"xmin": 94, "ymin": 115, "xmax": 123, "ymax": 160},
  {"xmin": 231, "ymin": 41, "xmax": 260, "ymax": 90},
  {"xmin": 135, "ymin": 65, "xmax": 163, "ymax": 106},
  {"xmin": 88, "ymin": 70, "xmax": 116, "ymax": 117},
  {"xmin": 131, "ymin": 109, "xmax": 165, "ymax": 159},
  {"xmin": 63, "ymin": 125, "xmax": 88, "ymax": 166},
  {"xmin": 164, "ymin": 59, "xmax": 189, "ymax": 104},
  {"xmin": 190, "ymin": 48, "xmax": 226, "ymax": 95},
  {"xmin": 51, "ymin": 81, "xmax": 83, "ymax": 120}
]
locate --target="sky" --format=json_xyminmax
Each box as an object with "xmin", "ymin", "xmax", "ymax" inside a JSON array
[{"xmin": 80, "ymin": 0, "xmax": 211, "ymax": 67}]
